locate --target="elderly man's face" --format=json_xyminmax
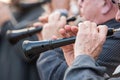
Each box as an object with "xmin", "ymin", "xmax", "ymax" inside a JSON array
[{"xmin": 78, "ymin": 0, "xmax": 102, "ymax": 22}]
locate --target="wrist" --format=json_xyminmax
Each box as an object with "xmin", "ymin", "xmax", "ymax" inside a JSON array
[
  {"xmin": 74, "ymin": 52, "xmax": 85, "ymax": 59},
  {"xmin": 75, "ymin": 51, "xmax": 98, "ymax": 60}
]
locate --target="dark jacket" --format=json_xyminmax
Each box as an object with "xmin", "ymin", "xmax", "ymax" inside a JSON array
[
  {"xmin": 64, "ymin": 55, "xmax": 120, "ymax": 80},
  {"xmin": 97, "ymin": 19, "xmax": 120, "ymax": 76},
  {"xmin": 37, "ymin": 48, "xmax": 68, "ymax": 80}
]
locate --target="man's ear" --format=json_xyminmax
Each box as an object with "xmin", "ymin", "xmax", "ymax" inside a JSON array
[{"xmin": 101, "ymin": 0, "xmax": 112, "ymax": 14}]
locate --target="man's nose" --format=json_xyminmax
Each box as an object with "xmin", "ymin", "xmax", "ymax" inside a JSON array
[{"xmin": 116, "ymin": 10, "xmax": 120, "ymax": 21}]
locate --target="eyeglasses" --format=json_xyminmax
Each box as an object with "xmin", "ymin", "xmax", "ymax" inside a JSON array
[{"xmin": 112, "ymin": 0, "xmax": 120, "ymax": 9}]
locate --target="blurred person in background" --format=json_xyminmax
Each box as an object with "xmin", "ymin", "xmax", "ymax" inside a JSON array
[
  {"xmin": 0, "ymin": 0, "xmax": 50, "ymax": 80},
  {"xmin": 0, "ymin": 0, "xmax": 17, "ymax": 50}
]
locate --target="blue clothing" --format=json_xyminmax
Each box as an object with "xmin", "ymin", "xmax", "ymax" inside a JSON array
[
  {"xmin": 97, "ymin": 19, "xmax": 120, "ymax": 76},
  {"xmin": 64, "ymin": 55, "xmax": 120, "ymax": 80},
  {"xmin": 37, "ymin": 48, "xmax": 68, "ymax": 80}
]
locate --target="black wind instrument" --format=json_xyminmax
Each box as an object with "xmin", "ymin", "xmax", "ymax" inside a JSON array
[
  {"xmin": 6, "ymin": 16, "xmax": 76, "ymax": 44},
  {"xmin": 22, "ymin": 28, "xmax": 120, "ymax": 60}
]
